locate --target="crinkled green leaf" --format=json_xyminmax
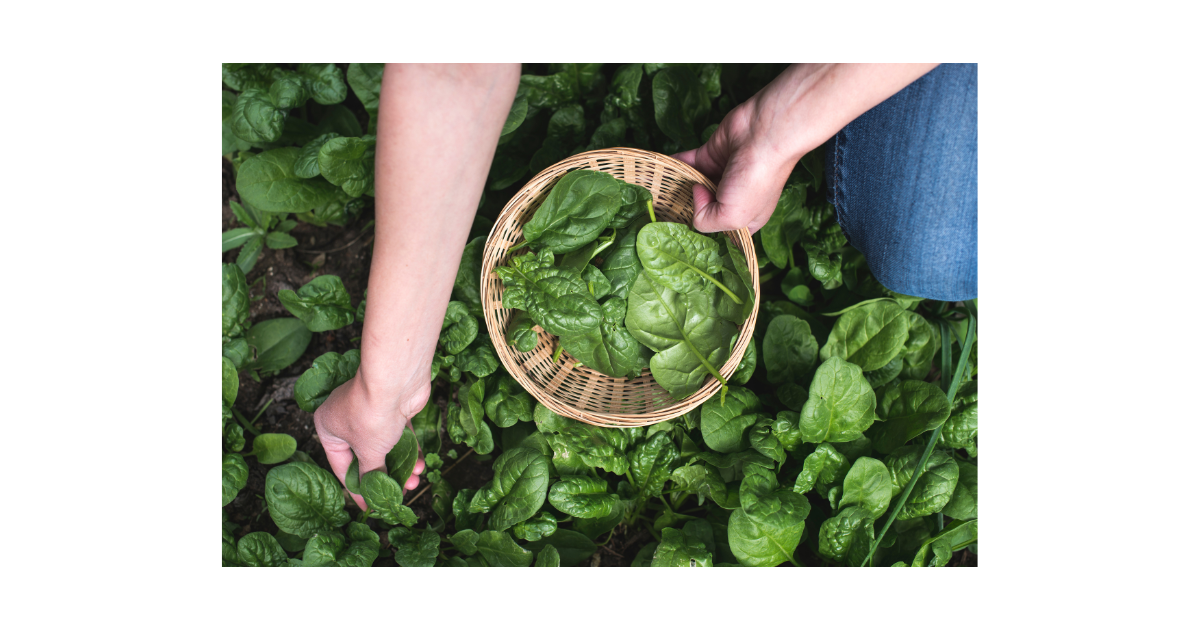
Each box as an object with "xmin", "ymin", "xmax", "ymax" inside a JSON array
[
  {"xmin": 361, "ymin": 471, "xmax": 418, "ymax": 526},
  {"xmin": 265, "ymin": 462, "xmax": 351, "ymax": 537},
  {"xmin": 277, "ymin": 275, "xmax": 356, "ymax": 333},
  {"xmin": 468, "ymin": 447, "xmax": 550, "ymax": 531},
  {"xmin": 884, "ymin": 446, "xmax": 960, "ymax": 520},
  {"xmin": 799, "ymin": 357, "xmax": 877, "ymax": 443},
  {"xmin": 222, "ymin": 453, "xmax": 248, "ymax": 507},
  {"xmin": 700, "ymin": 386, "xmax": 760, "ymax": 453},
  {"xmin": 820, "ymin": 301, "xmax": 911, "ymax": 371},
  {"xmin": 871, "ymin": 380, "xmax": 952, "ymax": 455},
  {"xmin": 818, "ymin": 506, "xmax": 875, "ymax": 565},
  {"xmin": 652, "ymin": 527, "xmax": 713, "ymax": 567},
  {"xmin": 476, "ymin": 530, "xmax": 534, "ymax": 567},
  {"xmin": 236, "ymin": 147, "xmax": 339, "ymax": 214},
  {"xmin": 293, "ymin": 350, "xmax": 360, "ymax": 412}
]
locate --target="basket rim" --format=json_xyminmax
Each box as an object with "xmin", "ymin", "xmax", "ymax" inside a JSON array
[{"xmin": 480, "ymin": 148, "xmax": 761, "ymax": 427}]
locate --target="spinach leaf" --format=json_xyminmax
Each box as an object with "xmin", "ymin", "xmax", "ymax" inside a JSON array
[
  {"xmin": 521, "ymin": 529, "xmax": 597, "ymax": 567},
  {"xmin": 250, "ymin": 433, "xmax": 297, "ymax": 465},
  {"xmin": 900, "ymin": 311, "xmax": 941, "ymax": 379},
  {"xmin": 411, "ymin": 399, "xmax": 442, "ymax": 456},
  {"xmin": 837, "ymin": 457, "xmax": 892, "ymax": 519},
  {"xmin": 468, "ymin": 447, "xmax": 551, "ymax": 531},
  {"xmin": 318, "ymin": 136, "xmax": 375, "ymax": 198},
  {"xmin": 762, "ymin": 315, "xmax": 819, "ymax": 384},
  {"xmin": 236, "ymin": 532, "xmax": 289, "ymax": 567},
  {"xmin": 236, "ymin": 147, "xmax": 339, "ymax": 214},
  {"xmin": 222, "ymin": 356, "xmax": 238, "ymax": 422},
  {"xmin": 277, "ymin": 275, "xmax": 356, "ymax": 332},
  {"xmin": 497, "ymin": 249, "xmax": 604, "ymax": 337},
  {"xmin": 610, "ymin": 181, "xmax": 655, "ymax": 230},
  {"xmin": 911, "ymin": 519, "xmax": 977, "ymax": 567},
  {"xmin": 580, "ymin": 264, "xmax": 612, "ymax": 299},
  {"xmin": 773, "ymin": 411, "xmax": 804, "ymax": 451},
  {"xmin": 265, "ymin": 462, "xmax": 351, "ymax": 537},
  {"xmin": 817, "ymin": 506, "xmax": 875, "ymax": 566},
  {"xmin": 870, "ymin": 380, "xmax": 953, "ymax": 455},
  {"xmin": 819, "ymin": 300, "xmax": 911, "ymax": 371},
  {"xmin": 449, "ymin": 529, "xmax": 480, "ymax": 555},
  {"xmin": 223, "ymin": 337, "xmax": 252, "ymax": 371},
  {"xmin": 439, "ymin": 301, "xmax": 479, "ymax": 355},
  {"xmin": 456, "ymin": 340, "xmax": 500, "ymax": 378},
  {"xmin": 731, "ymin": 334, "xmax": 757, "ymax": 385},
  {"xmin": 476, "ymin": 530, "xmax": 535, "ymax": 567},
  {"xmin": 652, "ymin": 527, "xmax": 713, "ymax": 567},
  {"xmin": 798, "ymin": 357, "xmax": 878, "ymax": 444},
  {"xmin": 294, "ymin": 132, "xmax": 340, "ymax": 179},
  {"xmin": 484, "ymin": 372, "xmax": 535, "ymax": 428},
  {"xmin": 512, "ymin": 511, "xmax": 558, "ymax": 542},
  {"xmin": 222, "ymin": 264, "xmax": 251, "ymax": 340},
  {"xmin": 559, "ymin": 297, "xmax": 646, "ymax": 379},
  {"xmin": 548, "ymin": 475, "xmax": 619, "ymax": 518},
  {"xmin": 221, "ymin": 91, "xmax": 253, "ymax": 155},
  {"xmin": 863, "ymin": 356, "xmax": 904, "ymax": 388},
  {"xmin": 521, "ymin": 169, "xmax": 625, "ymax": 253},
  {"xmin": 535, "ymin": 403, "xmax": 634, "ymax": 475},
  {"xmin": 453, "ymin": 236, "xmax": 486, "ymax": 316},
  {"xmin": 793, "ymin": 443, "xmax": 850, "ymax": 496},
  {"xmin": 296, "ymin": 63, "xmax": 347, "ymax": 105},
  {"xmin": 652, "ymin": 66, "xmax": 711, "ymax": 148},
  {"xmin": 530, "ymin": 105, "xmax": 586, "ymax": 173},
  {"xmin": 749, "ymin": 416, "xmax": 785, "ymax": 464},
  {"xmin": 700, "ymin": 386, "xmax": 760, "ymax": 453},
  {"xmin": 294, "ymin": 349, "xmax": 360, "ymax": 412},
  {"xmin": 231, "ymin": 89, "xmax": 286, "ymax": 144},
  {"xmin": 625, "ymin": 271, "xmax": 736, "ymax": 400},
  {"xmin": 390, "ymin": 526, "xmax": 439, "ymax": 567},
  {"xmin": 941, "ymin": 461, "xmax": 977, "ymax": 520},
  {"xmin": 385, "ymin": 426, "xmax": 421, "ymax": 484},
  {"xmin": 630, "ymin": 431, "xmax": 680, "ymax": 498},
  {"xmin": 758, "ymin": 184, "xmax": 807, "ymax": 269},
  {"xmin": 600, "ymin": 216, "xmax": 648, "ymax": 300},
  {"xmin": 535, "ymin": 545, "xmax": 561, "ymax": 567},
  {"xmin": 937, "ymin": 380, "xmax": 979, "ymax": 457},
  {"xmin": 884, "ymin": 446, "xmax": 960, "ymax": 520},
  {"xmin": 361, "ymin": 471, "xmax": 418, "ymax": 526},
  {"xmin": 729, "ymin": 472, "xmax": 810, "ymax": 567},
  {"xmin": 346, "ymin": 63, "xmax": 383, "ymax": 133},
  {"xmin": 222, "ymin": 453, "xmax": 248, "ymax": 507},
  {"xmin": 247, "ymin": 318, "xmax": 312, "ymax": 373},
  {"xmin": 502, "ymin": 90, "xmax": 529, "ymax": 136},
  {"xmin": 637, "ymin": 222, "xmax": 742, "ymax": 305},
  {"xmin": 505, "ymin": 310, "xmax": 539, "ymax": 353}
]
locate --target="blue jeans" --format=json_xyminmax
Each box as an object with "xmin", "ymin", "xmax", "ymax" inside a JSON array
[{"xmin": 826, "ymin": 63, "xmax": 977, "ymax": 301}]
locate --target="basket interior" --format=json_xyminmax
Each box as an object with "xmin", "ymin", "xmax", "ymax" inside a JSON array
[{"xmin": 481, "ymin": 149, "xmax": 759, "ymax": 426}]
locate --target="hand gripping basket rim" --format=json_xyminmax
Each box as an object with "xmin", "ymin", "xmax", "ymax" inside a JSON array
[{"xmin": 480, "ymin": 148, "xmax": 760, "ymax": 428}]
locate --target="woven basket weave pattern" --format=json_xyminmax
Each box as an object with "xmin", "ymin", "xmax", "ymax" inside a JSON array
[{"xmin": 481, "ymin": 149, "xmax": 760, "ymax": 427}]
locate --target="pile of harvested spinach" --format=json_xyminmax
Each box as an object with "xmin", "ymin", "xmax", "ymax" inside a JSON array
[{"xmin": 498, "ymin": 169, "xmax": 753, "ymax": 400}]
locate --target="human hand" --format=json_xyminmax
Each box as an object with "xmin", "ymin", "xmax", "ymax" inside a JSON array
[
  {"xmin": 674, "ymin": 63, "xmax": 939, "ymax": 234},
  {"xmin": 314, "ymin": 374, "xmax": 430, "ymax": 511},
  {"xmin": 673, "ymin": 98, "xmax": 799, "ymax": 234}
]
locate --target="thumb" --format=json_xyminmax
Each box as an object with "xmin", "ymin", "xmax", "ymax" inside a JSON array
[
  {"xmin": 318, "ymin": 433, "xmax": 369, "ymax": 512},
  {"xmin": 691, "ymin": 155, "xmax": 789, "ymax": 234}
]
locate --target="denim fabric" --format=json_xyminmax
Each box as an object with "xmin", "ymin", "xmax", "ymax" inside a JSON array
[{"xmin": 826, "ymin": 63, "xmax": 977, "ymax": 301}]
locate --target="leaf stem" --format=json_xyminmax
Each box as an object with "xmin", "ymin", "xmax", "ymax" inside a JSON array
[
  {"xmin": 646, "ymin": 200, "xmax": 656, "ymax": 223},
  {"xmin": 509, "ymin": 240, "xmax": 528, "ymax": 252},
  {"xmin": 552, "ymin": 345, "xmax": 564, "ymax": 363},
  {"xmin": 861, "ymin": 310, "xmax": 975, "ymax": 567},
  {"xmin": 693, "ymin": 267, "xmax": 743, "ymax": 305},
  {"xmin": 232, "ymin": 408, "xmax": 262, "ymax": 437},
  {"xmin": 250, "ymin": 397, "xmax": 273, "ymax": 424}
]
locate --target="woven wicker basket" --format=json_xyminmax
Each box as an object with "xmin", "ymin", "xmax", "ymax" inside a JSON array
[{"xmin": 481, "ymin": 148, "xmax": 760, "ymax": 428}]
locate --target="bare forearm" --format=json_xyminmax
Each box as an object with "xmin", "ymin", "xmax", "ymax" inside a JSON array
[
  {"xmin": 360, "ymin": 63, "xmax": 520, "ymax": 403},
  {"xmin": 750, "ymin": 63, "xmax": 938, "ymax": 162}
]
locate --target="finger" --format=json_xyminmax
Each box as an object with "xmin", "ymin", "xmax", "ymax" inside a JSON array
[
  {"xmin": 673, "ymin": 148, "xmax": 698, "ymax": 167},
  {"xmin": 317, "ymin": 433, "xmax": 368, "ymax": 512}
]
